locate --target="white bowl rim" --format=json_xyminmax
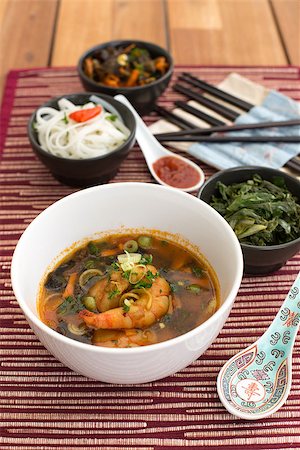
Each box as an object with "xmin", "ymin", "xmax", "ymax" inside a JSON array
[{"xmin": 11, "ymin": 182, "xmax": 244, "ymax": 355}]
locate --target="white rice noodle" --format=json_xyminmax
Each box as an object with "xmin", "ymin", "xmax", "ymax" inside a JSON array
[{"xmin": 34, "ymin": 99, "xmax": 130, "ymax": 159}]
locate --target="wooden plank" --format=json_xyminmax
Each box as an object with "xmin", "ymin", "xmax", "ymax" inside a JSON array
[
  {"xmin": 271, "ymin": 0, "xmax": 300, "ymax": 65},
  {"xmin": 52, "ymin": 0, "xmax": 167, "ymax": 66},
  {"xmin": 0, "ymin": 0, "xmax": 57, "ymax": 99},
  {"xmin": 167, "ymin": 0, "xmax": 287, "ymax": 65},
  {"xmin": 0, "ymin": 0, "xmax": 9, "ymax": 24}
]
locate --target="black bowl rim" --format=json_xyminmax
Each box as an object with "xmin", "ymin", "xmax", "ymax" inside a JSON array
[
  {"xmin": 27, "ymin": 92, "xmax": 136, "ymax": 163},
  {"xmin": 197, "ymin": 165, "xmax": 300, "ymax": 251},
  {"xmin": 77, "ymin": 39, "xmax": 174, "ymax": 92}
]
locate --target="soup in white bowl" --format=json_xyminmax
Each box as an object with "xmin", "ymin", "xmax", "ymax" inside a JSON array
[
  {"xmin": 11, "ymin": 183, "xmax": 243, "ymax": 384},
  {"xmin": 38, "ymin": 232, "xmax": 220, "ymax": 348}
]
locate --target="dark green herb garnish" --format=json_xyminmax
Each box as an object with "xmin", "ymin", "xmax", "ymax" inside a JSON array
[
  {"xmin": 123, "ymin": 303, "xmax": 130, "ymax": 313},
  {"xmin": 192, "ymin": 266, "xmax": 204, "ymax": 278},
  {"xmin": 110, "ymin": 261, "xmax": 120, "ymax": 271},
  {"xmin": 169, "ymin": 282, "xmax": 178, "ymax": 292},
  {"xmin": 186, "ymin": 284, "xmax": 202, "ymax": 294},
  {"xmin": 57, "ymin": 295, "xmax": 84, "ymax": 316},
  {"xmin": 160, "ymin": 240, "xmax": 169, "ymax": 247},
  {"xmin": 161, "ymin": 313, "xmax": 172, "ymax": 324},
  {"xmin": 210, "ymin": 174, "xmax": 300, "ymax": 246},
  {"xmin": 87, "ymin": 242, "xmax": 99, "ymax": 255},
  {"xmin": 106, "ymin": 114, "xmax": 117, "ymax": 122},
  {"xmin": 63, "ymin": 113, "xmax": 69, "ymax": 124},
  {"xmin": 133, "ymin": 280, "xmax": 152, "ymax": 289},
  {"xmin": 122, "ymin": 270, "xmax": 131, "ymax": 280},
  {"xmin": 140, "ymin": 254, "xmax": 153, "ymax": 265},
  {"xmin": 133, "ymin": 270, "xmax": 158, "ymax": 289},
  {"xmin": 108, "ymin": 288, "xmax": 120, "ymax": 299}
]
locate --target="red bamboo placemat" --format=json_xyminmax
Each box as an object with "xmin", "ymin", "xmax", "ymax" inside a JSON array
[{"xmin": 0, "ymin": 66, "xmax": 299, "ymax": 449}]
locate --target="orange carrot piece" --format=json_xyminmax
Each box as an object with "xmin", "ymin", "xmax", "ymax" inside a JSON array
[
  {"xmin": 63, "ymin": 272, "xmax": 77, "ymax": 298},
  {"xmin": 126, "ymin": 69, "xmax": 140, "ymax": 87},
  {"xmin": 170, "ymin": 253, "xmax": 190, "ymax": 270},
  {"xmin": 100, "ymin": 248, "xmax": 120, "ymax": 257},
  {"xmin": 103, "ymin": 74, "xmax": 120, "ymax": 87},
  {"xmin": 83, "ymin": 57, "xmax": 94, "ymax": 78},
  {"xmin": 155, "ymin": 57, "xmax": 168, "ymax": 73},
  {"xmin": 192, "ymin": 276, "xmax": 210, "ymax": 289}
]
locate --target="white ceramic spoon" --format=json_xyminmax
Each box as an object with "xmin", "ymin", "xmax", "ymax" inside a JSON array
[
  {"xmin": 114, "ymin": 94, "xmax": 205, "ymax": 192},
  {"xmin": 217, "ymin": 271, "xmax": 300, "ymax": 420}
]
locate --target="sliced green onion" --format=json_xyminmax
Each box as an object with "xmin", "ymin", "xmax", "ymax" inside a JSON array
[
  {"xmin": 83, "ymin": 296, "xmax": 97, "ymax": 311},
  {"xmin": 84, "ymin": 259, "xmax": 95, "ymax": 269},
  {"xmin": 79, "ymin": 269, "xmax": 103, "ymax": 287},
  {"xmin": 67, "ymin": 323, "xmax": 87, "ymax": 335},
  {"xmin": 128, "ymin": 264, "xmax": 146, "ymax": 284},
  {"xmin": 186, "ymin": 284, "xmax": 202, "ymax": 294},
  {"xmin": 140, "ymin": 254, "xmax": 153, "ymax": 264},
  {"xmin": 117, "ymin": 252, "xmax": 141, "ymax": 264},
  {"xmin": 207, "ymin": 297, "xmax": 217, "ymax": 314},
  {"xmin": 137, "ymin": 236, "xmax": 152, "ymax": 249},
  {"xmin": 123, "ymin": 298, "xmax": 131, "ymax": 313},
  {"xmin": 123, "ymin": 240, "xmax": 138, "ymax": 253},
  {"xmin": 117, "ymin": 252, "xmax": 141, "ymax": 271}
]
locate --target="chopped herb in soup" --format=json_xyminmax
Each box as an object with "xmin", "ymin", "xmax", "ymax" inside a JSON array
[{"xmin": 38, "ymin": 234, "xmax": 219, "ymax": 348}]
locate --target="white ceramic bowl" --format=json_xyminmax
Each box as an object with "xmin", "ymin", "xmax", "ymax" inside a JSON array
[{"xmin": 11, "ymin": 183, "xmax": 243, "ymax": 384}]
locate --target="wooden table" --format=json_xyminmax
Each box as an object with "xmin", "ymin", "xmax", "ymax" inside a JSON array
[{"xmin": 1, "ymin": 0, "xmax": 299, "ymax": 100}]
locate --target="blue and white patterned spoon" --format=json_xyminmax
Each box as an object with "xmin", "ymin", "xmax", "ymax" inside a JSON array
[{"xmin": 217, "ymin": 271, "xmax": 300, "ymax": 420}]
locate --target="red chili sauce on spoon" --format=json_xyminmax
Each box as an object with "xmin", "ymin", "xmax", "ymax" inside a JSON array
[{"xmin": 152, "ymin": 156, "xmax": 201, "ymax": 189}]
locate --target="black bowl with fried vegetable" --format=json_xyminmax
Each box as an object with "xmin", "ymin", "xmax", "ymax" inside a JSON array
[
  {"xmin": 77, "ymin": 40, "xmax": 173, "ymax": 115},
  {"xmin": 198, "ymin": 166, "xmax": 300, "ymax": 275}
]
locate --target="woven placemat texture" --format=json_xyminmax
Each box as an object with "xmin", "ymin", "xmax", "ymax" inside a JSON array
[{"xmin": 0, "ymin": 66, "xmax": 299, "ymax": 449}]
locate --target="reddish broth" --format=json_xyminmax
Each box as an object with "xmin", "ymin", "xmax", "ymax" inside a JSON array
[{"xmin": 38, "ymin": 234, "xmax": 219, "ymax": 348}]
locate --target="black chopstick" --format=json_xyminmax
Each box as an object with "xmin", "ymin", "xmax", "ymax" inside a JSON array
[
  {"xmin": 154, "ymin": 119, "xmax": 300, "ymax": 138},
  {"xmin": 181, "ymin": 73, "xmax": 254, "ymax": 111},
  {"xmin": 286, "ymin": 159, "xmax": 300, "ymax": 172},
  {"xmin": 156, "ymin": 135, "xmax": 300, "ymax": 143},
  {"xmin": 174, "ymin": 101, "xmax": 226, "ymax": 126},
  {"xmin": 153, "ymin": 105, "xmax": 197, "ymax": 130},
  {"xmin": 173, "ymin": 83, "xmax": 240, "ymax": 121}
]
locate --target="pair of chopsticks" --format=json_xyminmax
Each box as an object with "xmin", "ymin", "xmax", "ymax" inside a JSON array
[
  {"xmin": 155, "ymin": 119, "xmax": 300, "ymax": 142},
  {"xmin": 153, "ymin": 73, "xmax": 300, "ymax": 172}
]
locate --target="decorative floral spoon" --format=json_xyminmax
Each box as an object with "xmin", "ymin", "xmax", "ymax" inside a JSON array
[
  {"xmin": 114, "ymin": 94, "xmax": 205, "ymax": 192},
  {"xmin": 217, "ymin": 271, "xmax": 300, "ymax": 420}
]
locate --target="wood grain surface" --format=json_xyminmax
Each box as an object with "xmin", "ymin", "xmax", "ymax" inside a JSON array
[
  {"xmin": 271, "ymin": 0, "xmax": 300, "ymax": 64},
  {"xmin": 0, "ymin": 0, "xmax": 58, "ymax": 96},
  {"xmin": 0, "ymin": 0, "xmax": 299, "ymax": 99},
  {"xmin": 167, "ymin": 0, "xmax": 287, "ymax": 65},
  {"xmin": 52, "ymin": 0, "xmax": 166, "ymax": 66}
]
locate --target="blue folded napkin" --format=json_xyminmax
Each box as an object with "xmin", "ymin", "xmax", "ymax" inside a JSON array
[{"xmin": 188, "ymin": 90, "xmax": 300, "ymax": 170}]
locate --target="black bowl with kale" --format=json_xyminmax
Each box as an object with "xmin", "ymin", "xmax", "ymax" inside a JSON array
[
  {"xmin": 198, "ymin": 166, "xmax": 300, "ymax": 275},
  {"xmin": 77, "ymin": 40, "xmax": 173, "ymax": 115}
]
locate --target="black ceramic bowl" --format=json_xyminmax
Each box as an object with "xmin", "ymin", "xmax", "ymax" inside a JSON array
[
  {"xmin": 77, "ymin": 40, "xmax": 173, "ymax": 115},
  {"xmin": 27, "ymin": 93, "xmax": 136, "ymax": 187},
  {"xmin": 198, "ymin": 166, "xmax": 300, "ymax": 275}
]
